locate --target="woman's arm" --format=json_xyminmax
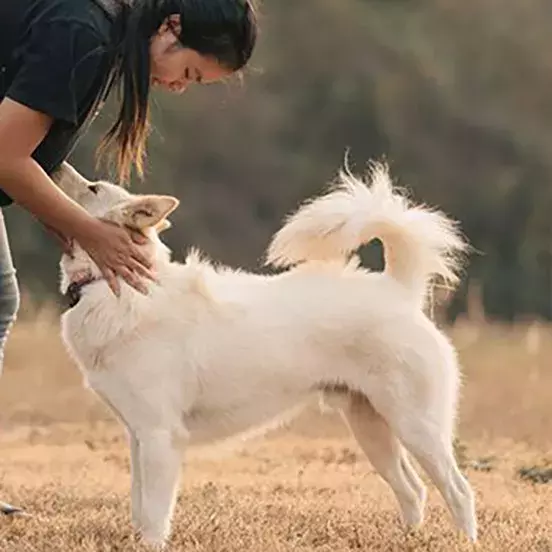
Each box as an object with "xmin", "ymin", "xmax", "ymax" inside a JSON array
[
  {"xmin": 0, "ymin": 98, "xmax": 101, "ymax": 236},
  {"xmin": 0, "ymin": 97, "xmax": 154, "ymax": 295}
]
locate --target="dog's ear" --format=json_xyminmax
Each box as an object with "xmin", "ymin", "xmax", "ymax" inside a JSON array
[
  {"xmin": 120, "ymin": 195, "xmax": 180, "ymax": 230},
  {"xmin": 52, "ymin": 162, "xmax": 91, "ymax": 199}
]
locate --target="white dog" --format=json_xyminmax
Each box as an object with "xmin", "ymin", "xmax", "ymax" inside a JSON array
[{"xmin": 54, "ymin": 161, "xmax": 476, "ymax": 547}]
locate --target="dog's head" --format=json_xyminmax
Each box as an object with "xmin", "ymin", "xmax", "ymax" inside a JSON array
[
  {"xmin": 53, "ymin": 162, "xmax": 179, "ymax": 291},
  {"xmin": 54, "ymin": 162, "xmax": 179, "ymax": 232}
]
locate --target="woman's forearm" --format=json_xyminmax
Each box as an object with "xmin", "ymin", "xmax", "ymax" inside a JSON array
[
  {"xmin": 0, "ymin": 97, "xmax": 98, "ymax": 239},
  {"xmin": 0, "ymin": 157, "xmax": 96, "ymax": 238}
]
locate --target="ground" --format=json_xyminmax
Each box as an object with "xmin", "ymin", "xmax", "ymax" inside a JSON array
[{"xmin": 0, "ymin": 304, "xmax": 551, "ymax": 551}]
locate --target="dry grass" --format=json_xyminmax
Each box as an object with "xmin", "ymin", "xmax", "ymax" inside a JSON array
[{"xmin": 0, "ymin": 301, "xmax": 551, "ymax": 551}]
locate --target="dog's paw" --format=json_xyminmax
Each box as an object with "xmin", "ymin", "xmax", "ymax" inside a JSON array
[
  {"xmin": 140, "ymin": 533, "xmax": 167, "ymax": 550},
  {"xmin": 466, "ymin": 524, "xmax": 478, "ymax": 544},
  {"xmin": 402, "ymin": 507, "xmax": 424, "ymax": 529},
  {"xmin": 400, "ymin": 492, "xmax": 426, "ymax": 529}
]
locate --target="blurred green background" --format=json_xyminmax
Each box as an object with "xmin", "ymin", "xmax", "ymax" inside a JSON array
[{"xmin": 6, "ymin": 0, "xmax": 552, "ymax": 322}]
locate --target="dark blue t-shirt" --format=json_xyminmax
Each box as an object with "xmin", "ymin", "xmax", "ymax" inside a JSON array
[{"xmin": 0, "ymin": 0, "xmax": 122, "ymax": 206}]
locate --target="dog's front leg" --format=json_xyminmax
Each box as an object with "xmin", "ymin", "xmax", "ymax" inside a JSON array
[
  {"xmin": 129, "ymin": 431, "xmax": 142, "ymax": 528},
  {"xmin": 136, "ymin": 427, "xmax": 186, "ymax": 548}
]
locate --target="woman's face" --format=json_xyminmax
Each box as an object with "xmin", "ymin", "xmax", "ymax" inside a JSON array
[{"xmin": 149, "ymin": 15, "xmax": 232, "ymax": 93}]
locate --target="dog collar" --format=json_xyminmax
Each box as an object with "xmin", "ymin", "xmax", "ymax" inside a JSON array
[{"xmin": 65, "ymin": 275, "xmax": 101, "ymax": 309}]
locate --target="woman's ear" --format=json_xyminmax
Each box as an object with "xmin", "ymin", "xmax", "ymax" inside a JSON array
[
  {"xmin": 167, "ymin": 14, "xmax": 182, "ymax": 34},
  {"xmin": 157, "ymin": 14, "xmax": 182, "ymax": 38}
]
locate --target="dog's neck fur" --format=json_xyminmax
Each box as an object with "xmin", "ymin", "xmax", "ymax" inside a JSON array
[{"xmin": 60, "ymin": 231, "xmax": 172, "ymax": 310}]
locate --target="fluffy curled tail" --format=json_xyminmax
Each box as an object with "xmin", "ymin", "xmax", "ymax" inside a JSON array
[{"xmin": 266, "ymin": 162, "xmax": 468, "ymax": 303}]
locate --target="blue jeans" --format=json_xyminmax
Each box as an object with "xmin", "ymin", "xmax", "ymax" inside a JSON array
[
  {"xmin": 0, "ymin": 209, "xmax": 21, "ymax": 512},
  {"xmin": 0, "ymin": 209, "xmax": 20, "ymax": 377}
]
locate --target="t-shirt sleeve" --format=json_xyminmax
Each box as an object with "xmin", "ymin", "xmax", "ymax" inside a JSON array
[{"xmin": 5, "ymin": 20, "xmax": 108, "ymax": 126}]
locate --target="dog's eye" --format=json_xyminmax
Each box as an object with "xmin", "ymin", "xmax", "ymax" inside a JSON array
[{"xmin": 89, "ymin": 184, "xmax": 99, "ymax": 195}]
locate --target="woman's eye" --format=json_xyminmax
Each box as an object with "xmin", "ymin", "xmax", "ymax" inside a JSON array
[{"xmin": 184, "ymin": 67, "xmax": 190, "ymax": 80}]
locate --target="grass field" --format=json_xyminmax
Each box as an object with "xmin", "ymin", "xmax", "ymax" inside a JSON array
[{"xmin": 0, "ymin": 302, "xmax": 551, "ymax": 551}]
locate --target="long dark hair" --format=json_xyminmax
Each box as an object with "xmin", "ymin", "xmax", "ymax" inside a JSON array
[{"xmin": 98, "ymin": 0, "xmax": 258, "ymax": 182}]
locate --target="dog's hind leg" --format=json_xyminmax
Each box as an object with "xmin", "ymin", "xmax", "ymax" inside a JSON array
[
  {"xmin": 338, "ymin": 391, "xmax": 426, "ymax": 528},
  {"xmin": 392, "ymin": 419, "xmax": 476, "ymax": 541},
  {"xmin": 366, "ymin": 352, "xmax": 477, "ymax": 541},
  {"xmin": 135, "ymin": 426, "xmax": 186, "ymax": 547},
  {"xmin": 399, "ymin": 452, "xmax": 427, "ymax": 516}
]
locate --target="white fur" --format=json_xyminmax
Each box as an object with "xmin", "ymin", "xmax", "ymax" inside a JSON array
[
  {"xmin": 55, "ymin": 161, "xmax": 477, "ymax": 547},
  {"xmin": 267, "ymin": 162, "xmax": 467, "ymax": 309}
]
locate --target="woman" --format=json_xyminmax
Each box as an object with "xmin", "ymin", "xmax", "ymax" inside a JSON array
[{"xmin": 0, "ymin": 0, "xmax": 257, "ymax": 514}]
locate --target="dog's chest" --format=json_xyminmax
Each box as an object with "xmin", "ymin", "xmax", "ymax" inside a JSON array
[
  {"xmin": 60, "ymin": 305, "xmax": 134, "ymax": 373},
  {"xmin": 61, "ymin": 323, "xmax": 109, "ymax": 374}
]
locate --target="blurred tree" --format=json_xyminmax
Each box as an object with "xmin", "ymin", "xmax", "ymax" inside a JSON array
[{"xmin": 5, "ymin": 0, "xmax": 552, "ymax": 322}]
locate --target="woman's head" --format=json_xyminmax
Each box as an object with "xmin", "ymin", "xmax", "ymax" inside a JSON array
[
  {"xmin": 149, "ymin": 18, "xmax": 234, "ymax": 93},
  {"xmin": 99, "ymin": 0, "xmax": 258, "ymax": 182}
]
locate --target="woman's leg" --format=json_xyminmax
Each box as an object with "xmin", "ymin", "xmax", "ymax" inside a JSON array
[{"xmin": 0, "ymin": 209, "xmax": 22, "ymax": 515}]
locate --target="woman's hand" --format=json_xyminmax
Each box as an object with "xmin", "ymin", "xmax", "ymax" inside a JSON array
[
  {"xmin": 73, "ymin": 218, "xmax": 156, "ymax": 296},
  {"xmin": 43, "ymin": 219, "xmax": 154, "ymax": 296}
]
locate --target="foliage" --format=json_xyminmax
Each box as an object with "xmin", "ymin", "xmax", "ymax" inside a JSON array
[{"xmin": 5, "ymin": 0, "xmax": 552, "ymax": 321}]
